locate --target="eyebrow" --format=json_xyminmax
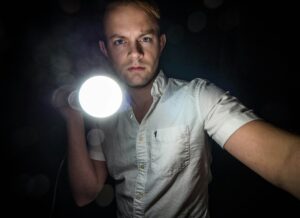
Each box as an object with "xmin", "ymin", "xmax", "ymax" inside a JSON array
[{"xmin": 108, "ymin": 28, "xmax": 157, "ymax": 40}]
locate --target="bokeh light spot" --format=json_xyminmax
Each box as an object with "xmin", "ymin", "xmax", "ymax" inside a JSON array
[
  {"xmin": 187, "ymin": 11, "xmax": 207, "ymax": 33},
  {"xmin": 203, "ymin": 0, "xmax": 224, "ymax": 9},
  {"xmin": 59, "ymin": 0, "xmax": 81, "ymax": 14}
]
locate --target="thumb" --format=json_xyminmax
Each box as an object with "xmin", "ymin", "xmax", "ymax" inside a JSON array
[{"xmin": 51, "ymin": 85, "xmax": 80, "ymax": 110}]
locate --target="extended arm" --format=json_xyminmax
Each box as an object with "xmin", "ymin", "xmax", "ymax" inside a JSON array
[
  {"xmin": 224, "ymin": 119, "xmax": 300, "ymax": 199},
  {"xmin": 64, "ymin": 108, "xmax": 108, "ymax": 206},
  {"xmin": 52, "ymin": 86, "xmax": 108, "ymax": 206}
]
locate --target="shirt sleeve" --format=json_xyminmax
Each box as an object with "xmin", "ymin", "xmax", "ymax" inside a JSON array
[
  {"xmin": 87, "ymin": 128, "xmax": 106, "ymax": 161},
  {"xmin": 199, "ymin": 81, "xmax": 261, "ymax": 147}
]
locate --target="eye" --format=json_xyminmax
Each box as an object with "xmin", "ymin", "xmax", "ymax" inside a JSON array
[
  {"xmin": 113, "ymin": 39, "xmax": 126, "ymax": 46},
  {"xmin": 140, "ymin": 36, "xmax": 152, "ymax": 43}
]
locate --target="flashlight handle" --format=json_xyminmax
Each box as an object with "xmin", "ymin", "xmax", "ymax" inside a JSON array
[
  {"xmin": 51, "ymin": 85, "xmax": 80, "ymax": 111},
  {"xmin": 68, "ymin": 90, "xmax": 81, "ymax": 111}
]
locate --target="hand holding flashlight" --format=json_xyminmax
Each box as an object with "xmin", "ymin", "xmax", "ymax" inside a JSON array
[
  {"xmin": 78, "ymin": 76, "xmax": 123, "ymax": 118},
  {"xmin": 52, "ymin": 76, "xmax": 123, "ymax": 119}
]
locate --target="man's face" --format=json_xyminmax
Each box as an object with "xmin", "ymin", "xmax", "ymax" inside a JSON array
[{"xmin": 101, "ymin": 4, "xmax": 166, "ymax": 88}]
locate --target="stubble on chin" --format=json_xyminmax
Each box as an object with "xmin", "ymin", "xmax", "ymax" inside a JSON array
[
  {"xmin": 119, "ymin": 71, "xmax": 155, "ymax": 89},
  {"xmin": 123, "ymin": 74, "xmax": 149, "ymax": 88}
]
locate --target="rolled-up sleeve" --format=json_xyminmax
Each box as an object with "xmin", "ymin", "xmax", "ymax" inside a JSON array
[
  {"xmin": 198, "ymin": 81, "xmax": 260, "ymax": 147},
  {"xmin": 87, "ymin": 128, "xmax": 106, "ymax": 161}
]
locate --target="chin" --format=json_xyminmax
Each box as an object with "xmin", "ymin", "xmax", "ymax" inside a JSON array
[
  {"xmin": 127, "ymin": 82, "xmax": 146, "ymax": 88},
  {"xmin": 128, "ymin": 78, "xmax": 154, "ymax": 89}
]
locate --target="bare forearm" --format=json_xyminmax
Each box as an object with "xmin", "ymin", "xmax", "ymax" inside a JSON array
[
  {"xmin": 278, "ymin": 135, "xmax": 300, "ymax": 199},
  {"xmin": 66, "ymin": 112, "xmax": 106, "ymax": 206},
  {"xmin": 225, "ymin": 120, "xmax": 300, "ymax": 199}
]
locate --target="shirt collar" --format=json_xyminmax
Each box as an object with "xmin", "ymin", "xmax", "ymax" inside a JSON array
[
  {"xmin": 121, "ymin": 70, "xmax": 168, "ymax": 113},
  {"xmin": 151, "ymin": 70, "xmax": 168, "ymax": 98}
]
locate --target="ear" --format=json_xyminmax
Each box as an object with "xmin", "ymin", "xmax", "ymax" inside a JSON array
[
  {"xmin": 159, "ymin": 34, "xmax": 166, "ymax": 53},
  {"xmin": 99, "ymin": 40, "xmax": 109, "ymax": 58}
]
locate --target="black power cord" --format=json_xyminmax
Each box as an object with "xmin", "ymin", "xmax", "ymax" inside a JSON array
[{"xmin": 49, "ymin": 154, "xmax": 66, "ymax": 218}]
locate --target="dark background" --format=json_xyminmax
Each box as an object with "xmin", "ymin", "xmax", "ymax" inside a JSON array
[{"xmin": 2, "ymin": 0, "xmax": 299, "ymax": 217}]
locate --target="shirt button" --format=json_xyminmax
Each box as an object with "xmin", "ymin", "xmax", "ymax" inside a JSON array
[
  {"xmin": 139, "ymin": 164, "xmax": 145, "ymax": 170},
  {"xmin": 138, "ymin": 137, "xmax": 144, "ymax": 143},
  {"xmin": 136, "ymin": 192, "xmax": 144, "ymax": 200}
]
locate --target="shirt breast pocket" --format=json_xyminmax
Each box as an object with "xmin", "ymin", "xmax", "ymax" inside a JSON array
[{"xmin": 150, "ymin": 125, "xmax": 190, "ymax": 177}]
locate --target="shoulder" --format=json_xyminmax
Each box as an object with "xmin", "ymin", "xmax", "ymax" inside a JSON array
[{"xmin": 167, "ymin": 77, "xmax": 226, "ymax": 98}]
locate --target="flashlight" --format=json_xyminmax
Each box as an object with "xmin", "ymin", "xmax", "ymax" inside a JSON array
[
  {"xmin": 78, "ymin": 75, "xmax": 123, "ymax": 118},
  {"xmin": 52, "ymin": 76, "xmax": 123, "ymax": 118}
]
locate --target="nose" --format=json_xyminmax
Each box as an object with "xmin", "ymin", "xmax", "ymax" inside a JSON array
[{"xmin": 128, "ymin": 41, "xmax": 144, "ymax": 60}]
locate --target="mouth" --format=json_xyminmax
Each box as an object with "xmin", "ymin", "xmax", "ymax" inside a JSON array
[{"xmin": 127, "ymin": 66, "xmax": 146, "ymax": 72}]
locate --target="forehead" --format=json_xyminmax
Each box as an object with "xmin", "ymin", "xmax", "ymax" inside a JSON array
[{"xmin": 103, "ymin": 4, "xmax": 159, "ymax": 37}]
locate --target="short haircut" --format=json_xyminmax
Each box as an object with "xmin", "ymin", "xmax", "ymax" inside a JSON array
[{"xmin": 100, "ymin": 0, "xmax": 163, "ymax": 42}]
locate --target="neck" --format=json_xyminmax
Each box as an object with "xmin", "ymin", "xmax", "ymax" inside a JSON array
[
  {"xmin": 127, "ymin": 81, "xmax": 154, "ymax": 123},
  {"xmin": 128, "ymin": 82, "xmax": 153, "ymax": 108}
]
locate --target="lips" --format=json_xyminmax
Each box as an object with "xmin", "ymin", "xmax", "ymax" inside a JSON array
[{"xmin": 127, "ymin": 66, "xmax": 145, "ymax": 71}]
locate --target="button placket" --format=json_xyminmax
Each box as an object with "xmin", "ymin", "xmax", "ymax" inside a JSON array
[
  {"xmin": 139, "ymin": 163, "xmax": 145, "ymax": 170},
  {"xmin": 133, "ymin": 124, "xmax": 148, "ymax": 217},
  {"xmin": 132, "ymin": 94, "xmax": 160, "ymax": 217}
]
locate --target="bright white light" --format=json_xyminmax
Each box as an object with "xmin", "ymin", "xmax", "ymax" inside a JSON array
[{"xmin": 78, "ymin": 76, "xmax": 123, "ymax": 118}]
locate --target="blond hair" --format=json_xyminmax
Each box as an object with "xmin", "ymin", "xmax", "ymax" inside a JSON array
[{"xmin": 101, "ymin": 0, "xmax": 162, "ymax": 40}]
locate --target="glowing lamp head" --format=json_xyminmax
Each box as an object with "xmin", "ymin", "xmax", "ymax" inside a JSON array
[{"xmin": 78, "ymin": 76, "xmax": 123, "ymax": 118}]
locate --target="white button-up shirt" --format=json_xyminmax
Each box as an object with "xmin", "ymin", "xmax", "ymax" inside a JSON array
[{"xmin": 89, "ymin": 71, "xmax": 259, "ymax": 218}]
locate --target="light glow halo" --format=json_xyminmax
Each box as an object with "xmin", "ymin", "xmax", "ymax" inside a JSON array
[{"xmin": 78, "ymin": 75, "xmax": 123, "ymax": 118}]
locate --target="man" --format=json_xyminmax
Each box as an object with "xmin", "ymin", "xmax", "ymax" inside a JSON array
[{"xmin": 59, "ymin": 0, "xmax": 300, "ymax": 217}]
